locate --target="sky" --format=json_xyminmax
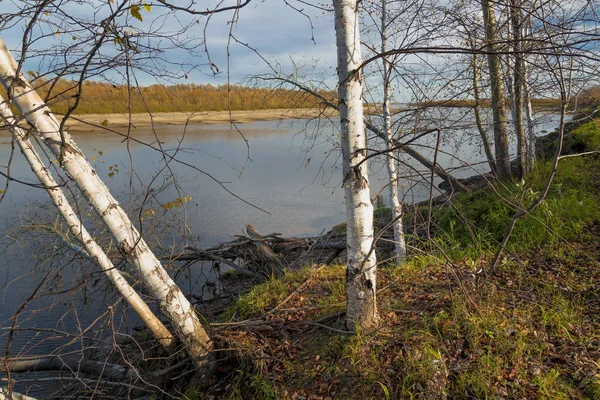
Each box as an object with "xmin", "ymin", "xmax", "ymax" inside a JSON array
[{"xmin": 0, "ymin": 0, "xmax": 339, "ymax": 88}]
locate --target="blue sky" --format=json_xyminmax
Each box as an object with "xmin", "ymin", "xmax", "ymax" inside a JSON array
[{"xmin": 0, "ymin": 0, "xmax": 338, "ymax": 87}]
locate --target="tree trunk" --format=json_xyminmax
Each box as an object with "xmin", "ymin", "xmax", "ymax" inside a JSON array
[
  {"xmin": 1, "ymin": 357, "xmax": 135, "ymax": 380},
  {"xmin": 523, "ymin": 63, "xmax": 536, "ymax": 171},
  {"xmin": 522, "ymin": 21, "xmax": 536, "ymax": 171},
  {"xmin": 471, "ymin": 53, "xmax": 497, "ymax": 174},
  {"xmin": 333, "ymin": 0, "xmax": 379, "ymax": 332},
  {"xmin": 511, "ymin": 0, "xmax": 526, "ymax": 179},
  {"xmin": 481, "ymin": 0, "xmax": 512, "ymax": 179},
  {"xmin": 381, "ymin": 0, "xmax": 406, "ymax": 265},
  {"xmin": 0, "ymin": 39, "xmax": 213, "ymax": 371},
  {"xmin": 0, "ymin": 98, "xmax": 174, "ymax": 351}
]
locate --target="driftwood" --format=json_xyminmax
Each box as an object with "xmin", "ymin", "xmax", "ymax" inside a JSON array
[
  {"xmin": 167, "ymin": 223, "xmax": 405, "ymax": 276},
  {"xmin": 1, "ymin": 357, "xmax": 136, "ymax": 381},
  {"xmin": 245, "ymin": 224, "xmax": 284, "ymax": 277},
  {"xmin": 0, "ymin": 388, "xmax": 37, "ymax": 400}
]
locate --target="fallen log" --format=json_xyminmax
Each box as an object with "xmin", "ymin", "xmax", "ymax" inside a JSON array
[
  {"xmin": 1, "ymin": 357, "xmax": 136, "ymax": 381},
  {"xmin": 0, "ymin": 388, "xmax": 37, "ymax": 400}
]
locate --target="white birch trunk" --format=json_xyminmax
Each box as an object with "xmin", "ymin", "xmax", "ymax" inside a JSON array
[
  {"xmin": 0, "ymin": 97, "xmax": 174, "ymax": 350},
  {"xmin": 381, "ymin": 0, "xmax": 406, "ymax": 265},
  {"xmin": 334, "ymin": 0, "xmax": 379, "ymax": 331},
  {"xmin": 0, "ymin": 39, "xmax": 212, "ymax": 369}
]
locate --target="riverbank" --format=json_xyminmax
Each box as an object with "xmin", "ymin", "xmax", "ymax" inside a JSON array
[
  {"xmin": 182, "ymin": 118, "xmax": 600, "ymax": 399},
  {"xmin": 64, "ymin": 108, "xmax": 338, "ymax": 134},
  {"xmin": 4, "ymin": 112, "xmax": 597, "ymax": 399},
  {"xmin": 62, "ymin": 115, "xmax": 595, "ymax": 399}
]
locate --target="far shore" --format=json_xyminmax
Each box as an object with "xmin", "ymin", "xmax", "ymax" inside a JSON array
[{"xmin": 65, "ymin": 108, "xmax": 338, "ymax": 134}]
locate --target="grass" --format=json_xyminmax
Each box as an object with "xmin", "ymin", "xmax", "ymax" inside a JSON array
[
  {"xmin": 204, "ymin": 242, "xmax": 599, "ymax": 399},
  {"xmin": 182, "ymin": 121, "xmax": 600, "ymax": 399}
]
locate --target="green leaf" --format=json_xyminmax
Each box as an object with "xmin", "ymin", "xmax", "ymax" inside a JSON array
[
  {"xmin": 130, "ymin": 5, "xmax": 143, "ymax": 22},
  {"xmin": 143, "ymin": 3, "xmax": 151, "ymax": 12}
]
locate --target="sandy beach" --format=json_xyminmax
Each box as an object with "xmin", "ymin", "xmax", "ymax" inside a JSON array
[{"xmin": 65, "ymin": 108, "xmax": 337, "ymax": 134}]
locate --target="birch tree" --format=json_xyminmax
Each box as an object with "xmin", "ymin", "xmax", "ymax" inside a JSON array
[
  {"xmin": 0, "ymin": 96, "xmax": 174, "ymax": 352},
  {"xmin": 510, "ymin": 0, "xmax": 527, "ymax": 180},
  {"xmin": 480, "ymin": 0, "xmax": 512, "ymax": 179},
  {"xmin": 334, "ymin": 0, "xmax": 379, "ymax": 331},
  {"xmin": 380, "ymin": 0, "xmax": 406, "ymax": 265},
  {"xmin": 0, "ymin": 39, "xmax": 213, "ymax": 370}
]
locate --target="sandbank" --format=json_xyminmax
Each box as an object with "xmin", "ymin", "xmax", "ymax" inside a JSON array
[{"xmin": 66, "ymin": 108, "xmax": 337, "ymax": 134}]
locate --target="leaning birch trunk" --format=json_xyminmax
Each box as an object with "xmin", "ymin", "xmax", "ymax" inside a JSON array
[
  {"xmin": 381, "ymin": 0, "xmax": 406, "ymax": 264},
  {"xmin": 334, "ymin": 0, "xmax": 379, "ymax": 331},
  {"xmin": 0, "ymin": 40, "xmax": 213, "ymax": 370},
  {"xmin": 0, "ymin": 97, "xmax": 173, "ymax": 351},
  {"xmin": 481, "ymin": 0, "xmax": 512, "ymax": 179}
]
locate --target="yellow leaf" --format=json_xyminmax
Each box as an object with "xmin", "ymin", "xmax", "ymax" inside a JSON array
[
  {"xmin": 0, "ymin": 190, "xmax": 4, "ymax": 194},
  {"xmin": 98, "ymin": 151, "xmax": 103, "ymax": 156},
  {"xmin": 56, "ymin": 29, "xmax": 61, "ymax": 35},
  {"xmin": 143, "ymin": 3, "xmax": 151, "ymax": 12},
  {"xmin": 92, "ymin": 155, "xmax": 97, "ymax": 162},
  {"xmin": 100, "ymin": 119, "xmax": 108, "ymax": 127},
  {"xmin": 130, "ymin": 5, "xmax": 143, "ymax": 22},
  {"xmin": 108, "ymin": 172, "xmax": 114, "ymax": 178}
]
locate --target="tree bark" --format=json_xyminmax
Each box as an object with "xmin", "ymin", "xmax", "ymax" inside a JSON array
[
  {"xmin": 481, "ymin": 0, "xmax": 512, "ymax": 179},
  {"xmin": 0, "ymin": 39, "xmax": 213, "ymax": 371},
  {"xmin": 334, "ymin": 0, "xmax": 379, "ymax": 332},
  {"xmin": 0, "ymin": 98, "xmax": 174, "ymax": 351},
  {"xmin": 522, "ymin": 23, "xmax": 536, "ymax": 171},
  {"xmin": 381, "ymin": 0, "xmax": 406, "ymax": 265},
  {"xmin": 471, "ymin": 54, "xmax": 497, "ymax": 174},
  {"xmin": 523, "ymin": 64, "xmax": 536, "ymax": 171},
  {"xmin": 511, "ymin": 0, "xmax": 526, "ymax": 179}
]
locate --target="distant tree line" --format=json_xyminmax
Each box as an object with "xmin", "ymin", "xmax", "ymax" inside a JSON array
[{"xmin": 1, "ymin": 78, "xmax": 336, "ymax": 114}]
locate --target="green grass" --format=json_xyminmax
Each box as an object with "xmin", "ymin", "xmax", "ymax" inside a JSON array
[{"xmin": 434, "ymin": 156, "xmax": 600, "ymax": 256}]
